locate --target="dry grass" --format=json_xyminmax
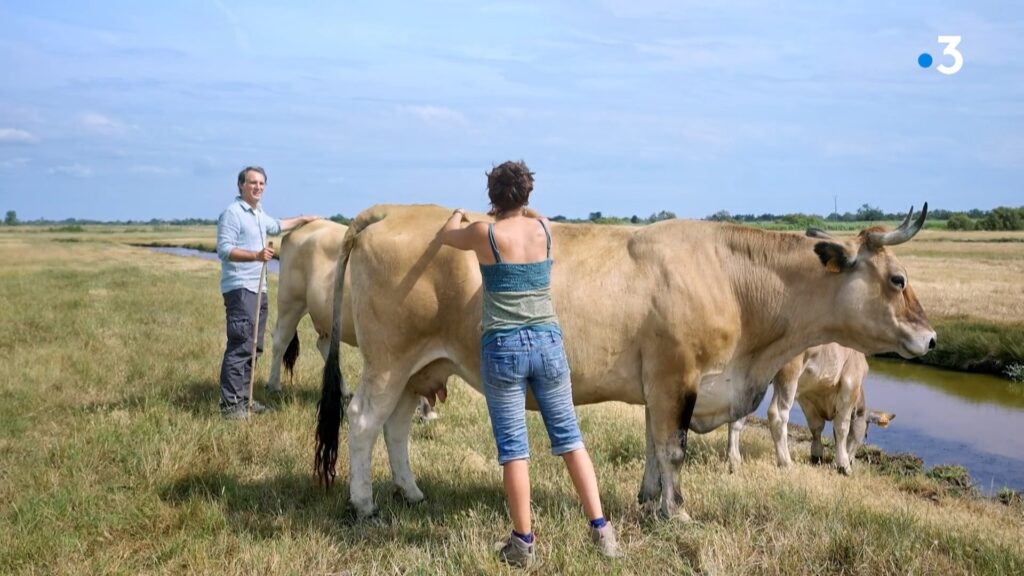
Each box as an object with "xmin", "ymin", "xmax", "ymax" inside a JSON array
[{"xmin": 1, "ymin": 231, "xmax": 1023, "ymax": 574}]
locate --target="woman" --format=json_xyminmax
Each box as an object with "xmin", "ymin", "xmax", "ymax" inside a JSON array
[{"xmin": 438, "ymin": 160, "xmax": 620, "ymax": 568}]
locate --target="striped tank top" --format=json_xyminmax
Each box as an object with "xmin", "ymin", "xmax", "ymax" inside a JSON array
[{"xmin": 479, "ymin": 219, "xmax": 560, "ymax": 345}]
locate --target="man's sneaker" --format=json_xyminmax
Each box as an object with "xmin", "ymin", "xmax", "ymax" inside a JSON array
[
  {"xmin": 221, "ymin": 404, "xmax": 250, "ymax": 421},
  {"xmin": 249, "ymin": 400, "xmax": 273, "ymax": 414},
  {"xmin": 495, "ymin": 533, "xmax": 535, "ymax": 568},
  {"xmin": 590, "ymin": 523, "xmax": 622, "ymax": 558},
  {"xmin": 220, "ymin": 401, "xmax": 273, "ymax": 420}
]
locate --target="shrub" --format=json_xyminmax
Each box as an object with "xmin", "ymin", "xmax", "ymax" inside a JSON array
[
  {"xmin": 979, "ymin": 206, "xmax": 1024, "ymax": 231},
  {"xmin": 946, "ymin": 213, "xmax": 976, "ymax": 231}
]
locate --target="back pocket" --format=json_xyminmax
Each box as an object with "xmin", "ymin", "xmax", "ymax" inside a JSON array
[{"xmin": 542, "ymin": 346, "xmax": 570, "ymax": 379}]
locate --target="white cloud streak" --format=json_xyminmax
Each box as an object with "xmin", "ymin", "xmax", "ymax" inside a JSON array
[
  {"xmin": 0, "ymin": 128, "xmax": 39, "ymax": 144},
  {"xmin": 49, "ymin": 163, "xmax": 94, "ymax": 178},
  {"xmin": 81, "ymin": 113, "xmax": 135, "ymax": 136},
  {"xmin": 399, "ymin": 105, "xmax": 470, "ymax": 128}
]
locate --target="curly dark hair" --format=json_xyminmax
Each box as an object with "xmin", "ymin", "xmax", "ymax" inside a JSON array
[{"xmin": 486, "ymin": 160, "xmax": 535, "ymax": 216}]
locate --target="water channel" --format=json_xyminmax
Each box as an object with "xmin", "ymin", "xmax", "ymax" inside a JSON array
[{"xmin": 151, "ymin": 245, "xmax": 1024, "ymax": 494}]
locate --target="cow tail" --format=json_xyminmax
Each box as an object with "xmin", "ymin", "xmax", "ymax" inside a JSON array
[
  {"xmin": 282, "ymin": 332, "xmax": 300, "ymax": 380},
  {"xmin": 314, "ymin": 226, "xmax": 357, "ymax": 488}
]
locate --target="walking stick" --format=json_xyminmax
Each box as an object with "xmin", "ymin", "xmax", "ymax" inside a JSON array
[{"xmin": 248, "ymin": 241, "xmax": 273, "ymax": 413}]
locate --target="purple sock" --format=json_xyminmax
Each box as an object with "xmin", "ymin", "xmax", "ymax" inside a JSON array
[
  {"xmin": 589, "ymin": 516, "xmax": 607, "ymax": 529},
  {"xmin": 512, "ymin": 530, "xmax": 534, "ymax": 544}
]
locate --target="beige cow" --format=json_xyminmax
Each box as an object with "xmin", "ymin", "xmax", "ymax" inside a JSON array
[
  {"xmin": 315, "ymin": 204, "xmax": 935, "ymax": 520},
  {"xmin": 267, "ymin": 219, "xmax": 351, "ymax": 391},
  {"xmin": 266, "ymin": 219, "xmax": 442, "ymax": 419},
  {"xmin": 725, "ymin": 343, "xmax": 895, "ymax": 474}
]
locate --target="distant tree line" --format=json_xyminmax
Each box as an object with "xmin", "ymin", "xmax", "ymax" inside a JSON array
[
  {"xmin": 705, "ymin": 204, "xmax": 1024, "ymax": 232},
  {"xmin": 3, "ymin": 206, "xmax": 1023, "ymax": 231},
  {"xmin": 550, "ymin": 210, "xmax": 677, "ymax": 225}
]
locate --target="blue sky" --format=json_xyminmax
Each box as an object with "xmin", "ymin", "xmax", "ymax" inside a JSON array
[{"xmin": 0, "ymin": 1, "xmax": 1020, "ymax": 221}]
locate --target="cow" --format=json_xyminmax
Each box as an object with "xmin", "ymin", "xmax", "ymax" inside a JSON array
[
  {"xmin": 314, "ymin": 203, "xmax": 935, "ymax": 520},
  {"xmin": 265, "ymin": 218, "xmax": 443, "ymax": 419},
  {"xmin": 724, "ymin": 343, "xmax": 896, "ymax": 475},
  {"xmin": 267, "ymin": 218, "xmax": 351, "ymax": 392}
]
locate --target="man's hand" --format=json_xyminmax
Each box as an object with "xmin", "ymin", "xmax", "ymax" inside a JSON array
[{"xmin": 255, "ymin": 245, "xmax": 275, "ymax": 262}]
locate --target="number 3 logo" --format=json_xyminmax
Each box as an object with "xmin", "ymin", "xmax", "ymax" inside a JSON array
[{"xmin": 936, "ymin": 35, "xmax": 963, "ymax": 75}]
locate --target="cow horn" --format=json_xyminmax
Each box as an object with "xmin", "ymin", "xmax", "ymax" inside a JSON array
[
  {"xmin": 806, "ymin": 227, "xmax": 833, "ymax": 239},
  {"xmin": 866, "ymin": 202, "xmax": 928, "ymax": 248}
]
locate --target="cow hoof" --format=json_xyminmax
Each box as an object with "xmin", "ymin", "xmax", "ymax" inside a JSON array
[
  {"xmin": 809, "ymin": 455, "xmax": 823, "ymax": 466},
  {"xmin": 351, "ymin": 501, "xmax": 379, "ymax": 521},
  {"xmin": 402, "ymin": 489, "xmax": 426, "ymax": 505}
]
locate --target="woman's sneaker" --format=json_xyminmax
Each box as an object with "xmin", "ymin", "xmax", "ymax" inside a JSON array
[
  {"xmin": 495, "ymin": 533, "xmax": 535, "ymax": 568},
  {"xmin": 590, "ymin": 523, "xmax": 622, "ymax": 558}
]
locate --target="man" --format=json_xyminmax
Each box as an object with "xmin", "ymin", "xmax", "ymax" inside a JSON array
[{"xmin": 216, "ymin": 166, "xmax": 319, "ymax": 420}]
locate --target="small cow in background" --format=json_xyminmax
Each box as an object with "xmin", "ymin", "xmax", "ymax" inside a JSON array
[{"xmin": 727, "ymin": 343, "xmax": 895, "ymax": 475}]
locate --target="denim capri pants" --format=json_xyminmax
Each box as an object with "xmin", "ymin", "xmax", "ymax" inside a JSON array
[{"xmin": 480, "ymin": 327, "xmax": 585, "ymax": 464}]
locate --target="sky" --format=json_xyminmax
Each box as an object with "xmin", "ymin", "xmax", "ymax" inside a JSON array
[{"xmin": 0, "ymin": 1, "xmax": 1021, "ymax": 221}]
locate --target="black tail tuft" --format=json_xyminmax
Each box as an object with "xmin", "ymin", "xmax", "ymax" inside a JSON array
[
  {"xmin": 314, "ymin": 346, "xmax": 343, "ymax": 489},
  {"xmin": 283, "ymin": 332, "xmax": 300, "ymax": 378}
]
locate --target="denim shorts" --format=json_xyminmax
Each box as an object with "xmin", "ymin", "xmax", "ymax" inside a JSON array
[{"xmin": 481, "ymin": 328, "xmax": 585, "ymax": 465}]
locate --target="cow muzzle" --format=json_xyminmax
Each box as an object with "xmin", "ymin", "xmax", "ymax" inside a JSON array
[{"xmin": 898, "ymin": 329, "xmax": 937, "ymax": 358}]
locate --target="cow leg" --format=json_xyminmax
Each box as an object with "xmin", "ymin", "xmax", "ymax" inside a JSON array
[
  {"xmin": 647, "ymin": 388, "xmax": 698, "ymax": 521},
  {"xmin": 726, "ymin": 419, "xmax": 743, "ymax": 473},
  {"xmin": 832, "ymin": 384, "xmax": 857, "ymax": 476},
  {"xmin": 267, "ymin": 302, "xmax": 306, "ymax": 392},
  {"xmin": 638, "ymin": 406, "xmax": 661, "ymax": 504},
  {"xmin": 383, "ymin": 389, "xmax": 425, "ymax": 503},
  {"xmin": 767, "ymin": 378, "xmax": 798, "ymax": 468},
  {"xmin": 806, "ymin": 410, "xmax": 826, "ymax": 465},
  {"xmin": 347, "ymin": 368, "xmax": 408, "ymax": 519}
]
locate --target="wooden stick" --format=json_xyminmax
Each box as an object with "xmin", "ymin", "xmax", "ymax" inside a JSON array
[{"xmin": 248, "ymin": 241, "xmax": 273, "ymax": 412}]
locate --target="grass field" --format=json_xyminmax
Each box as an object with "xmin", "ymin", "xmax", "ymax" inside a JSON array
[{"xmin": 1, "ymin": 229, "xmax": 1023, "ymax": 574}]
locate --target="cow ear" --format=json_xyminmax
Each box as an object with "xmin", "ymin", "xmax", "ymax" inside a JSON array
[{"xmin": 814, "ymin": 241, "xmax": 856, "ymax": 273}]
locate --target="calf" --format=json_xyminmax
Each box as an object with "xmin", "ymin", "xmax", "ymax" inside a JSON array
[{"xmin": 727, "ymin": 343, "xmax": 895, "ymax": 474}]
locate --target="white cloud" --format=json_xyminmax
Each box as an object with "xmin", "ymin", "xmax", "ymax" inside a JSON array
[
  {"xmin": 0, "ymin": 128, "xmax": 38, "ymax": 144},
  {"xmin": 326, "ymin": 175, "xmax": 346, "ymax": 185},
  {"xmin": 0, "ymin": 157, "xmax": 29, "ymax": 169},
  {"xmin": 81, "ymin": 113, "xmax": 135, "ymax": 136},
  {"xmin": 399, "ymin": 105, "xmax": 470, "ymax": 128},
  {"xmin": 49, "ymin": 163, "xmax": 94, "ymax": 178}
]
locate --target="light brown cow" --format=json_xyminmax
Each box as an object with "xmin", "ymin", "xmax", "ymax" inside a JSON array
[
  {"xmin": 315, "ymin": 204, "xmax": 935, "ymax": 520},
  {"xmin": 267, "ymin": 219, "xmax": 352, "ymax": 392},
  {"xmin": 725, "ymin": 343, "xmax": 895, "ymax": 474},
  {"xmin": 266, "ymin": 219, "xmax": 444, "ymax": 419}
]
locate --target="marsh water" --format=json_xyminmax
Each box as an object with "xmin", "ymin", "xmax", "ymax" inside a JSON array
[
  {"xmin": 754, "ymin": 359, "xmax": 1024, "ymax": 494},
  {"xmin": 148, "ymin": 245, "xmax": 279, "ymax": 273},
  {"xmin": 153, "ymin": 245, "xmax": 1024, "ymax": 494}
]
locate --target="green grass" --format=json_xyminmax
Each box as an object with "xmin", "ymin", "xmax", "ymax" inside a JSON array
[
  {"xmin": 2, "ymin": 236, "xmax": 1023, "ymax": 575},
  {"xmin": 910, "ymin": 318, "xmax": 1024, "ymax": 376}
]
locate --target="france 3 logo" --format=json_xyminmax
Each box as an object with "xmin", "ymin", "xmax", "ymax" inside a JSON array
[{"xmin": 918, "ymin": 36, "xmax": 963, "ymax": 75}]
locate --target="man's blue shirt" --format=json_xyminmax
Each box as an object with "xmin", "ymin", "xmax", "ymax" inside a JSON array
[{"xmin": 217, "ymin": 197, "xmax": 282, "ymax": 294}]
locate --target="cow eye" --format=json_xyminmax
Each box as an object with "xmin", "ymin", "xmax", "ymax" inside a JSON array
[{"xmin": 890, "ymin": 274, "xmax": 906, "ymax": 290}]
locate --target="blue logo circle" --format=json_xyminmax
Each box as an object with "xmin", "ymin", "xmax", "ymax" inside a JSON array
[{"xmin": 918, "ymin": 53, "xmax": 933, "ymax": 68}]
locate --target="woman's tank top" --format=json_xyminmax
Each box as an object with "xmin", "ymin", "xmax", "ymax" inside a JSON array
[{"xmin": 479, "ymin": 219, "xmax": 560, "ymax": 345}]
